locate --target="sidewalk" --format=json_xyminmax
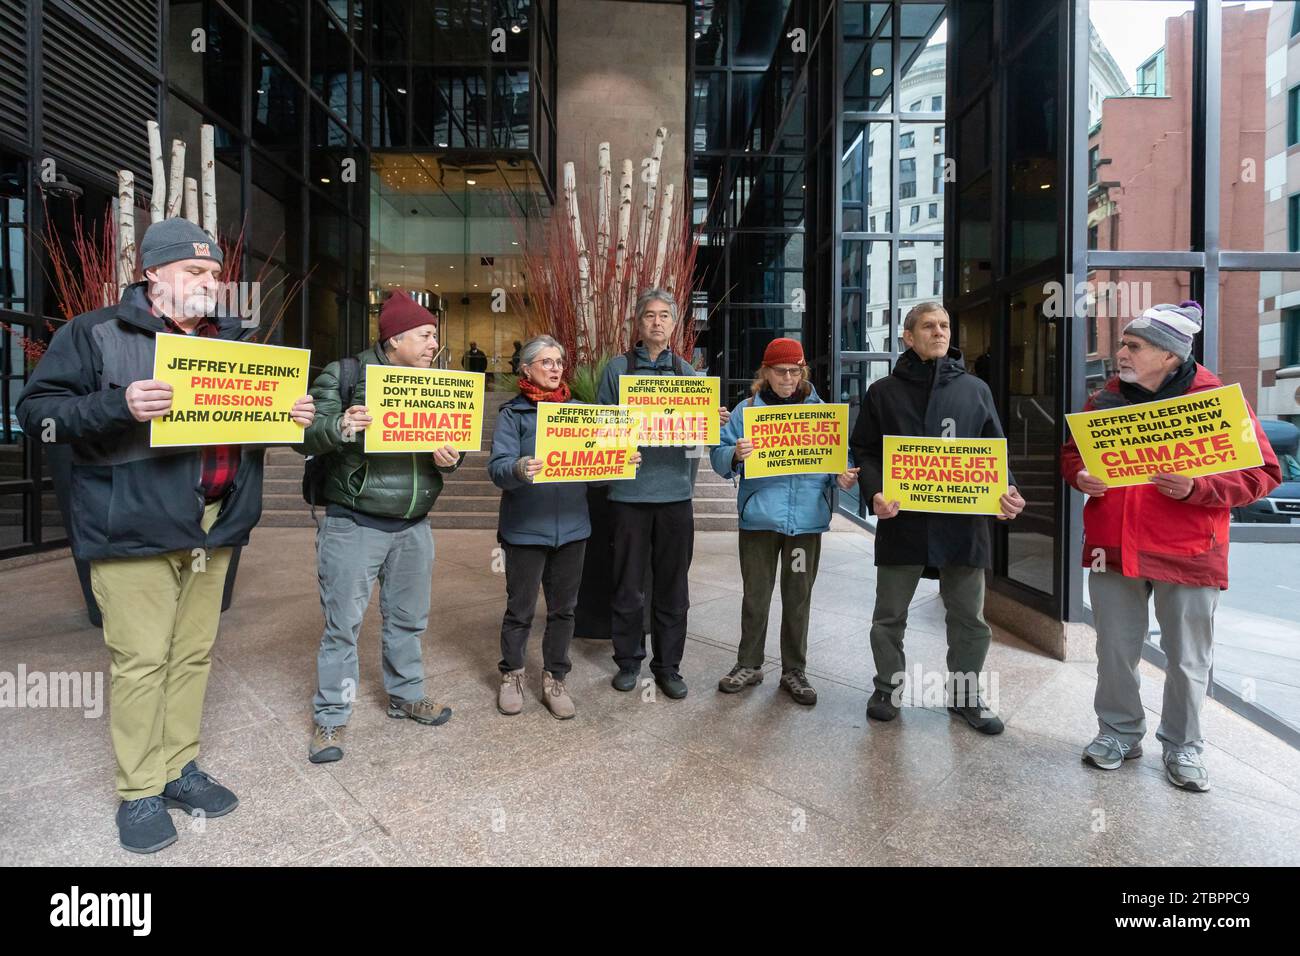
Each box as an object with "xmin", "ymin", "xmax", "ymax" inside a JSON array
[{"xmin": 2, "ymin": 524, "xmax": 1299, "ymax": 866}]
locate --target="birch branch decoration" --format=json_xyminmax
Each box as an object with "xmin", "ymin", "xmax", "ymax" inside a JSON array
[
  {"xmin": 147, "ymin": 121, "xmax": 166, "ymax": 223},
  {"xmin": 166, "ymin": 139, "xmax": 186, "ymax": 218},
  {"xmin": 595, "ymin": 142, "xmax": 611, "ymax": 272},
  {"xmin": 183, "ymin": 177, "xmax": 200, "ymax": 225},
  {"xmin": 615, "ymin": 158, "xmax": 633, "ymax": 276},
  {"xmin": 200, "ymin": 124, "xmax": 217, "ymax": 239},
  {"xmin": 651, "ymin": 183, "xmax": 674, "ymax": 289},
  {"xmin": 116, "ymin": 170, "xmax": 136, "ymax": 298}
]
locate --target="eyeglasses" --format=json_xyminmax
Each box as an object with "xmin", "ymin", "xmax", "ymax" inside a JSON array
[
  {"xmin": 527, "ymin": 358, "xmax": 565, "ymax": 370},
  {"xmin": 768, "ymin": 365, "xmax": 804, "ymax": 378}
]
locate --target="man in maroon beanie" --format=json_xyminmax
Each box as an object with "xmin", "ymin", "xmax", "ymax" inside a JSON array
[{"xmin": 297, "ymin": 291, "xmax": 466, "ymax": 763}]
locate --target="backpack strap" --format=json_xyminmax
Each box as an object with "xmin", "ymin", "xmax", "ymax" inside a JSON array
[
  {"xmin": 338, "ymin": 356, "xmax": 361, "ymax": 408},
  {"xmin": 623, "ymin": 346, "xmax": 695, "ymax": 377}
]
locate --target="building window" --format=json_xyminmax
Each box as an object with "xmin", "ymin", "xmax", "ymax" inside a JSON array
[
  {"xmin": 931, "ymin": 95, "xmax": 942, "ymax": 111},
  {"xmin": 1088, "ymin": 145, "xmax": 1099, "ymax": 185},
  {"xmin": 910, "ymin": 204, "xmax": 920, "ymax": 225},
  {"xmin": 900, "ymin": 158, "xmax": 916, "ymax": 199},
  {"xmin": 1285, "ymin": 309, "xmax": 1300, "ymax": 368},
  {"xmin": 899, "ymin": 259, "xmax": 916, "ymax": 298},
  {"xmin": 933, "ymin": 126, "xmax": 944, "ymax": 146},
  {"xmin": 909, "ymin": 100, "xmax": 922, "ymax": 111},
  {"xmin": 1088, "ymin": 316, "xmax": 1099, "ymax": 354},
  {"xmin": 1136, "ymin": 50, "xmax": 1164, "ymax": 96},
  {"xmin": 1088, "ymin": 223, "xmax": 1099, "ymax": 250},
  {"xmin": 1290, "ymin": 194, "xmax": 1300, "ymax": 251},
  {"xmin": 869, "ymin": 215, "xmax": 876, "ymax": 232},
  {"xmin": 933, "ymin": 256, "xmax": 943, "ymax": 295},
  {"xmin": 1290, "ymin": 86, "xmax": 1300, "ymax": 147},
  {"xmin": 931, "ymin": 153, "xmax": 943, "ymax": 193},
  {"xmin": 899, "ymin": 131, "xmax": 914, "ymax": 150},
  {"xmin": 928, "ymin": 202, "xmax": 938, "ymax": 220},
  {"xmin": 1293, "ymin": 4, "xmax": 1300, "ymax": 37}
]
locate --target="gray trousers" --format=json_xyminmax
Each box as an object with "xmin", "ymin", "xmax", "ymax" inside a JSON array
[
  {"xmin": 1089, "ymin": 571, "xmax": 1219, "ymax": 755},
  {"xmin": 314, "ymin": 515, "xmax": 433, "ymax": 726},
  {"xmin": 869, "ymin": 564, "xmax": 992, "ymax": 699}
]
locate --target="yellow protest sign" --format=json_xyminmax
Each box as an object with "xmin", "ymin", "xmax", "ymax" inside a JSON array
[
  {"xmin": 743, "ymin": 403, "xmax": 850, "ymax": 477},
  {"xmin": 1065, "ymin": 383, "xmax": 1265, "ymax": 488},
  {"xmin": 619, "ymin": 374, "xmax": 721, "ymax": 446},
  {"xmin": 883, "ymin": 436, "xmax": 1008, "ymax": 514},
  {"xmin": 151, "ymin": 333, "xmax": 310, "ymax": 447},
  {"xmin": 533, "ymin": 402, "xmax": 638, "ymax": 483},
  {"xmin": 364, "ymin": 366, "xmax": 484, "ymax": 453}
]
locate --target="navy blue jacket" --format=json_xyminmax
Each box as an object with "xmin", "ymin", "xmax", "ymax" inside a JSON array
[{"xmin": 487, "ymin": 394, "xmax": 592, "ymax": 547}]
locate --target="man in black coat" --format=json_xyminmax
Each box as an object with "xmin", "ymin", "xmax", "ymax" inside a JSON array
[{"xmin": 850, "ymin": 302, "xmax": 1025, "ymax": 734}]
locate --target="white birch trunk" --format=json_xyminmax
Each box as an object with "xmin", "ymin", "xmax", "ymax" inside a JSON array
[
  {"xmin": 651, "ymin": 183, "xmax": 674, "ymax": 289},
  {"xmin": 166, "ymin": 139, "xmax": 186, "ymax": 218},
  {"xmin": 184, "ymin": 177, "xmax": 200, "ymax": 225},
  {"xmin": 200, "ymin": 124, "xmax": 217, "ymax": 239},
  {"xmin": 563, "ymin": 162, "xmax": 595, "ymax": 352},
  {"xmin": 147, "ymin": 121, "xmax": 166, "ymax": 223},
  {"xmin": 116, "ymin": 171, "xmax": 136, "ymax": 299},
  {"xmin": 595, "ymin": 142, "xmax": 611, "ymax": 273},
  {"xmin": 635, "ymin": 128, "xmax": 667, "ymax": 277},
  {"xmin": 615, "ymin": 159, "xmax": 634, "ymax": 332}
]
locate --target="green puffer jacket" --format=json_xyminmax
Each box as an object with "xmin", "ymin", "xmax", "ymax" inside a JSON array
[{"xmin": 297, "ymin": 346, "xmax": 463, "ymax": 519}]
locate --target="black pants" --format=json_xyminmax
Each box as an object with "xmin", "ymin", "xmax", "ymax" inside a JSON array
[
  {"xmin": 609, "ymin": 500, "xmax": 694, "ymax": 677},
  {"xmin": 499, "ymin": 539, "xmax": 587, "ymax": 678}
]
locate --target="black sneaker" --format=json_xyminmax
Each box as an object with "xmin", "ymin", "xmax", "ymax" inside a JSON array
[
  {"xmin": 948, "ymin": 697, "xmax": 1005, "ymax": 735},
  {"xmin": 611, "ymin": 666, "xmax": 640, "ymax": 692},
  {"xmin": 116, "ymin": 796, "xmax": 178, "ymax": 854},
  {"xmin": 161, "ymin": 760, "xmax": 240, "ymax": 817},
  {"xmin": 654, "ymin": 672, "xmax": 688, "ymax": 699},
  {"xmin": 866, "ymin": 689, "xmax": 900, "ymax": 721}
]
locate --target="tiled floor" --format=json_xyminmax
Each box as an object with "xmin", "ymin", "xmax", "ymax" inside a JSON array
[{"xmin": 2, "ymin": 524, "xmax": 1299, "ymax": 866}]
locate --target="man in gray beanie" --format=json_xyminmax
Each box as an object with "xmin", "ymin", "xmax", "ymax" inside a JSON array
[
  {"xmin": 18, "ymin": 217, "xmax": 316, "ymax": 853},
  {"xmin": 1060, "ymin": 301, "xmax": 1280, "ymax": 792}
]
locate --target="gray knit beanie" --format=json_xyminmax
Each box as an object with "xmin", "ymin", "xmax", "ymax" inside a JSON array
[
  {"xmin": 139, "ymin": 217, "xmax": 223, "ymax": 271},
  {"xmin": 1122, "ymin": 301, "xmax": 1202, "ymax": 361}
]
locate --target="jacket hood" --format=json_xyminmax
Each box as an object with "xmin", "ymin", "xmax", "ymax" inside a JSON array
[{"xmin": 892, "ymin": 347, "xmax": 967, "ymax": 386}]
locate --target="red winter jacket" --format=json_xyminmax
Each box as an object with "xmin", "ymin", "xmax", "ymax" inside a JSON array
[{"xmin": 1060, "ymin": 365, "xmax": 1281, "ymax": 589}]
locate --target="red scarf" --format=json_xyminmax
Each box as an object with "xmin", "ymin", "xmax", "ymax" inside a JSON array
[{"xmin": 518, "ymin": 377, "xmax": 571, "ymax": 404}]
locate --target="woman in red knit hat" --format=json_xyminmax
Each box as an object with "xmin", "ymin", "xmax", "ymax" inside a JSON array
[{"xmin": 709, "ymin": 338, "xmax": 859, "ymax": 705}]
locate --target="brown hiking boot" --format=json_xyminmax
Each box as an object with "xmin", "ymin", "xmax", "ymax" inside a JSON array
[
  {"xmin": 309, "ymin": 723, "xmax": 346, "ymax": 763},
  {"xmin": 718, "ymin": 664, "xmax": 764, "ymax": 694},
  {"xmin": 498, "ymin": 669, "xmax": 525, "ymax": 716},
  {"xmin": 387, "ymin": 696, "xmax": 452, "ymax": 725},
  {"xmin": 542, "ymin": 672, "xmax": 575, "ymax": 720}
]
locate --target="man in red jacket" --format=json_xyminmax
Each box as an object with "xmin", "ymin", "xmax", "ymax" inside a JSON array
[{"xmin": 1061, "ymin": 302, "xmax": 1280, "ymax": 792}]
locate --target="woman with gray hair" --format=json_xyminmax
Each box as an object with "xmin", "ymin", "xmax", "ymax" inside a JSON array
[{"xmin": 487, "ymin": 334, "xmax": 640, "ymax": 718}]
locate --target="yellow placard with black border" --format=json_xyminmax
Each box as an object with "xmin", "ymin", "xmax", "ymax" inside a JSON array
[
  {"xmin": 150, "ymin": 333, "xmax": 310, "ymax": 447},
  {"xmin": 364, "ymin": 366, "xmax": 485, "ymax": 453},
  {"xmin": 1064, "ymin": 383, "xmax": 1265, "ymax": 488},
  {"xmin": 533, "ymin": 402, "xmax": 638, "ymax": 483},
  {"xmin": 743, "ymin": 403, "xmax": 850, "ymax": 477},
  {"xmin": 883, "ymin": 436, "xmax": 1008, "ymax": 514},
  {"xmin": 619, "ymin": 374, "xmax": 721, "ymax": 446}
]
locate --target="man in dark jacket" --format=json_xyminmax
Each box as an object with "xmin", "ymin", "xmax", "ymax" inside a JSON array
[
  {"xmin": 850, "ymin": 301, "xmax": 1025, "ymax": 733},
  {"xmin": 17, "ymin": 217, "xmax": 316, "ymax": 853},
  {"xmin": 300, "ymin": 291, "xmax": 463, "ymax": 764},
  {"xmin": 1062, "ymin": 302, "xmax": 1280, "ymax": 792}
]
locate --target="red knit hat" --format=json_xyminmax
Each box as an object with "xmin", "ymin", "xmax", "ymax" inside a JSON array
[
  {"xmin": 379, "ymin": 291, "xmax": 437, "ymax": 342},
  {"xmin": 762, "ymin": 337, "xmax": 805, "ymax": 367}
]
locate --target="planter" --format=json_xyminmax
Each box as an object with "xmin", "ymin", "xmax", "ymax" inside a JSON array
[
  {"xmin": 46, "ymin": 443, "xmax": 241, "ymax": 627},
  {"xmin": 573, "ymin": 484, "xmax": 652, "ymax": 639}
]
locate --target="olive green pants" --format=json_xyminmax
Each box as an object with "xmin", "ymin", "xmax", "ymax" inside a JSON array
[{"xmin": 90, "ymin": 502, "xmax": 231, "ymax": 800}]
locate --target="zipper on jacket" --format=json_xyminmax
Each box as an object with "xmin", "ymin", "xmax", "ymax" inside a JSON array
[{"xmin": 406, "ymin": 455, "xmax": 420, "ymax": 519}]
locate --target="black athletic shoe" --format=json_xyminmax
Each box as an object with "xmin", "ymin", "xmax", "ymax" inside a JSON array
[{"xmin": 116, "ymin": 796, "xmax": 178, "ymax": 854}]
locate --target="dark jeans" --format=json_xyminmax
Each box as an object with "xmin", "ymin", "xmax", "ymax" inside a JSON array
[
  {"xmin": 737, "ymin": 530, "xmax": 823, "ymax": 672},
  {"xmin": 499, "ymin": 539, "xmax": 587, "ymax": 678},
  {"xmin": 609, "ymin": 499, "xmax": 694, "ymax": 677}
]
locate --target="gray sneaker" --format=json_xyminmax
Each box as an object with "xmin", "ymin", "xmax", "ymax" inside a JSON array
[
  {"xmin": 1164, "ymin": 750, "xmax": 1211, "ymax": 792},
  {"xmin": 718, "ymin": 665, "xmax": 764, "ymax": 694},
  {"xmin": 1082, "ymin": 734, "xmax": 1143, "ymax": 770}
]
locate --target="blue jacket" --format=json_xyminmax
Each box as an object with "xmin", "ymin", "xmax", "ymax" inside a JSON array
[
  {"xmin": 487, "ymin": 394, "xmax": 592, "ymax": 548},
  {"xmin": 710, "ymin": 386, "xmax": 852, "ymax": 536},
  {"xmin": 596, "ymin": 345, "xmax": 704, "ymax": 504}
]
